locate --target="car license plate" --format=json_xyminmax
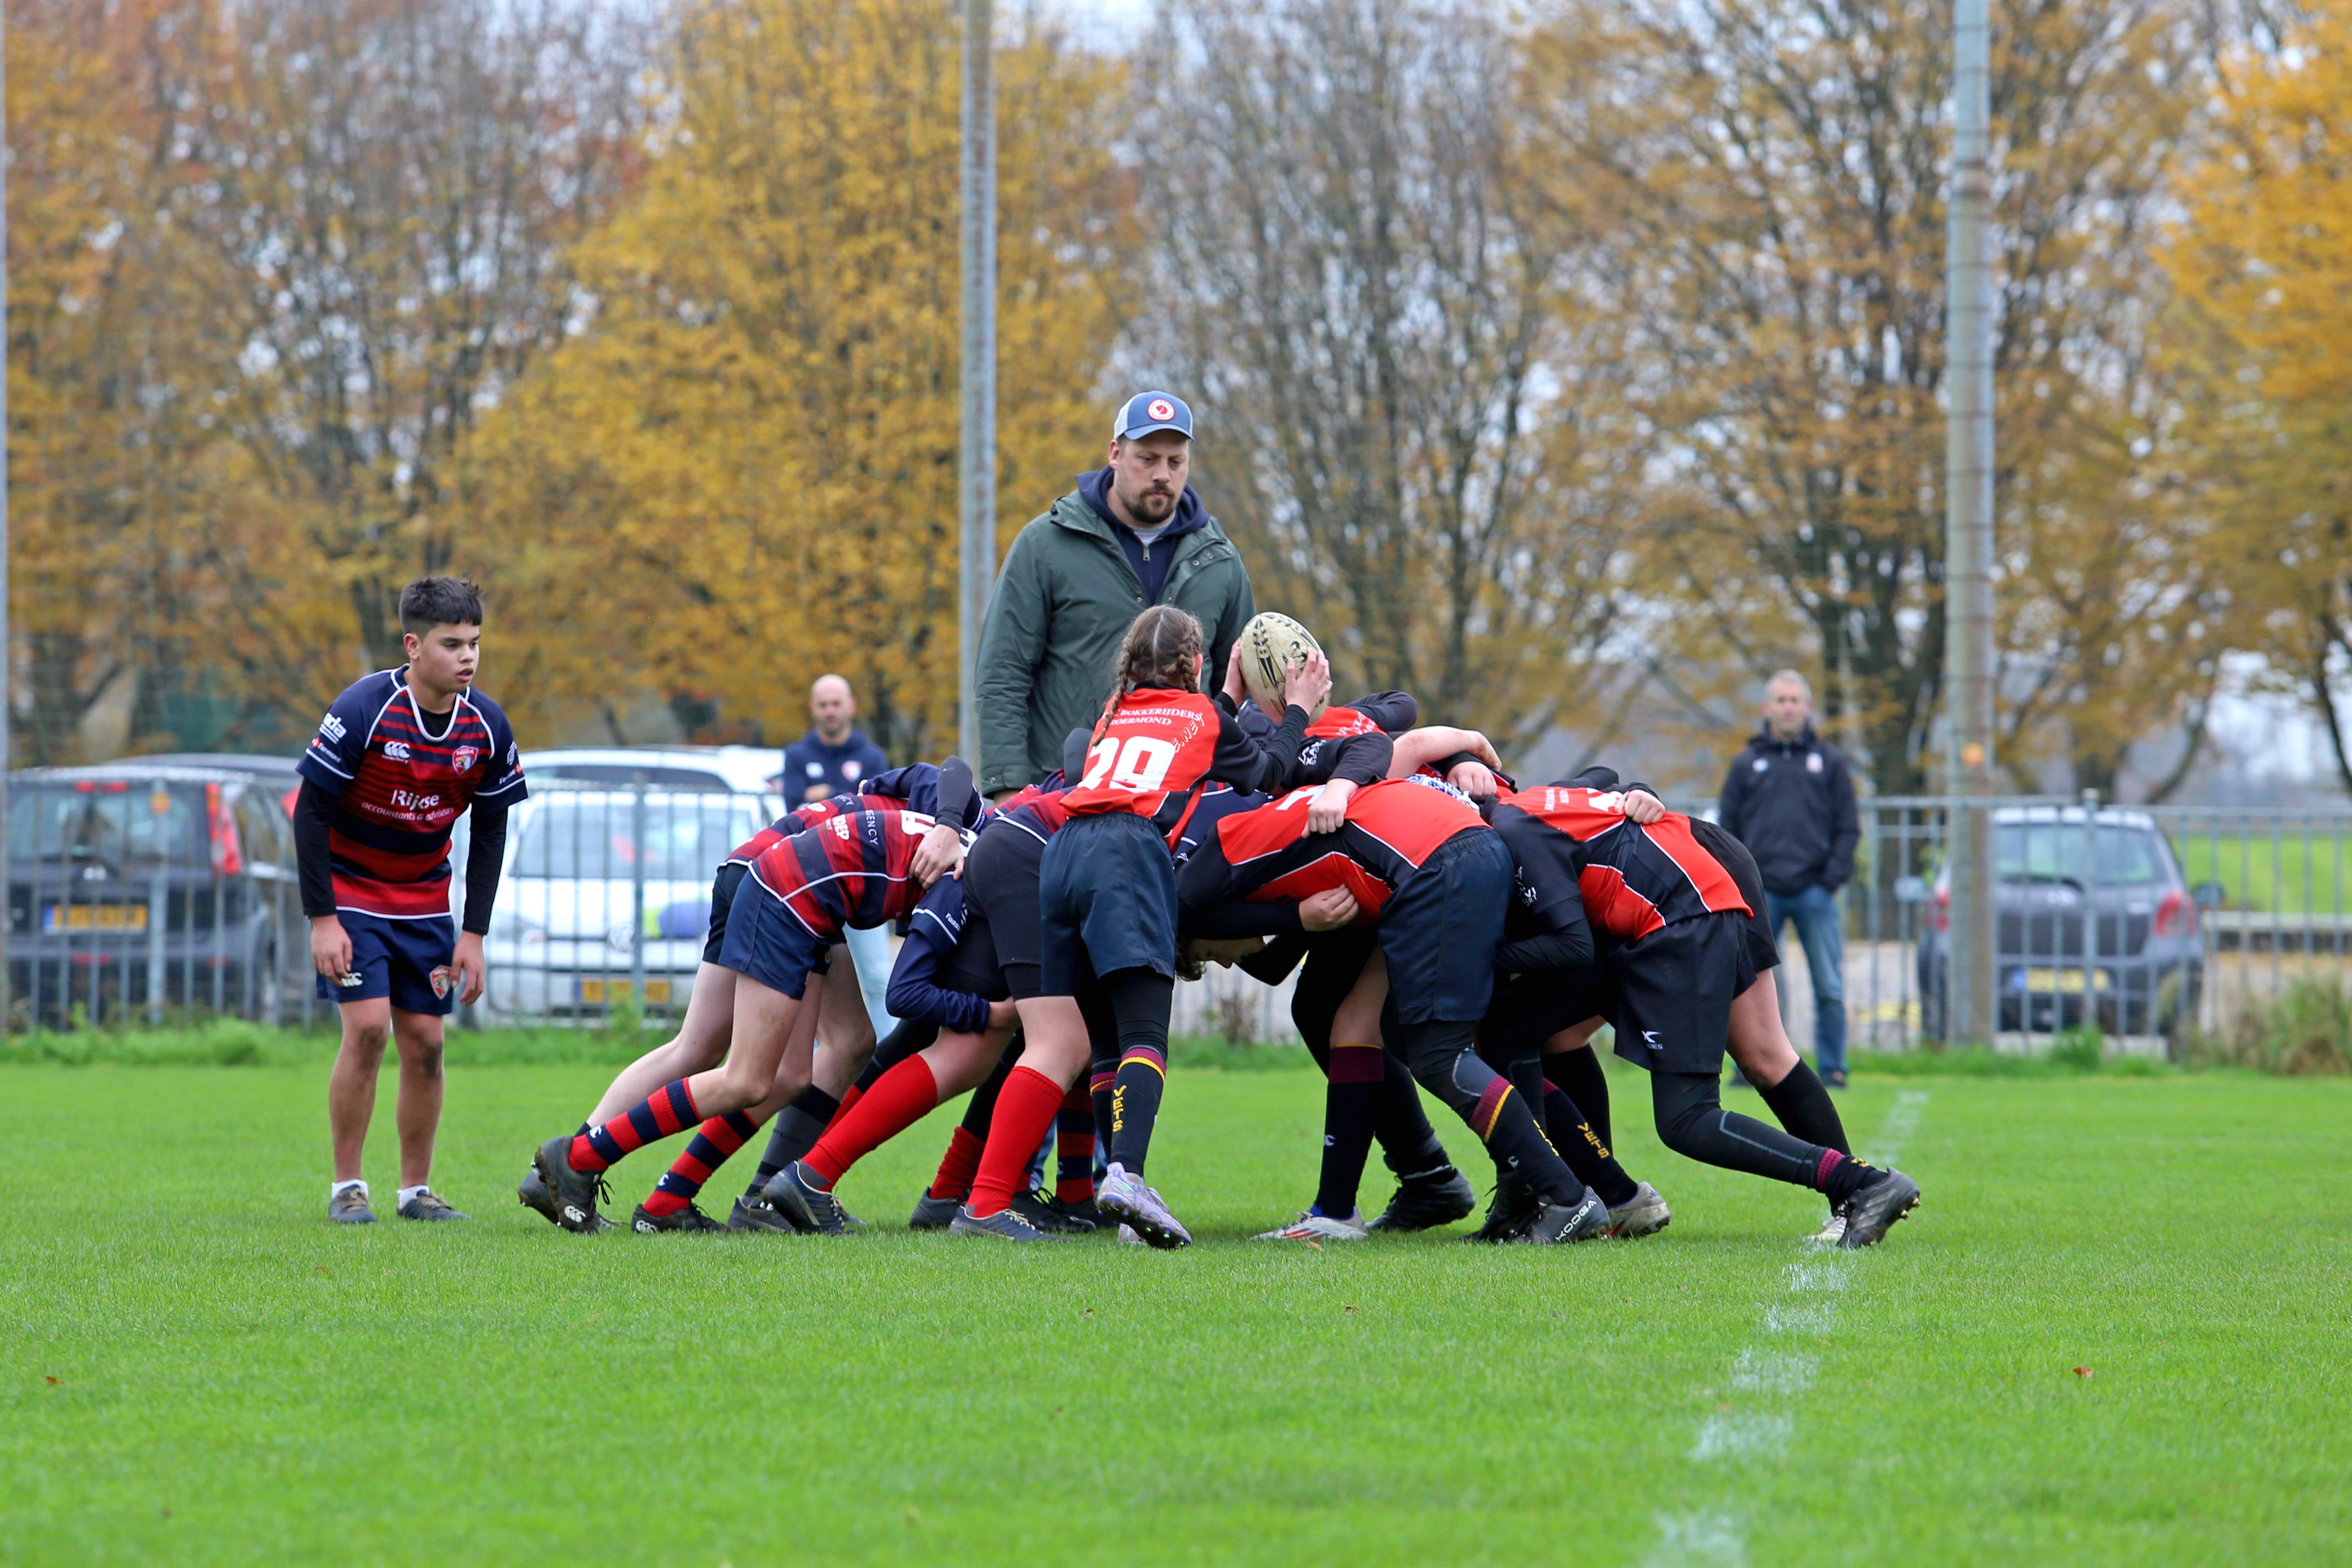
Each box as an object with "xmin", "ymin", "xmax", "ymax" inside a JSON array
[
  {"xmin": 42, "ymin": 903, "xmax": 148, "ymax": 933},
  {"xmin": 578, "ymin": 978, "xmax": 673, "ymax": 1004},
  {"xmin": 2019, "ymin": 966, "xmax": 2104, "ymax": 994}
]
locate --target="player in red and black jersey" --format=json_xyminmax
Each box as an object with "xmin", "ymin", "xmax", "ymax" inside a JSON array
[
  {"xmin": 523, "ymin": 774, "xmax": 972, "ymax": 1232},
  {"xmin": 1487, "ymin": 770, "xmax": 1921, "ymax": 1247},
  {"xmin": 982, "ymin": 606, "xmax": 1380, "ymax": 1248},
  {"xmin": 1179, "ymin": 774, "xmax": 1616, "ymax": 1244},
  {"xmin": 297, "ymin": 577, "xmax": 526, "ymax": 1227}
]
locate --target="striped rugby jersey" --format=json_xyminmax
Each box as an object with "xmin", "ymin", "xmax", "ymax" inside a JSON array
[
  {"xmin": 746, "ymin": 805, "xmax": 938, "ymax": 942},
  {"xmin": 297, "ymin": 668, "xmax": 526, "ymax": 919}
]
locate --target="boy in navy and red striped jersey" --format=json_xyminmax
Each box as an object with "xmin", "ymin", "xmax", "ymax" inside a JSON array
[{"xmin": 299, "ymin": 578, "xmax": 526, "ymax": 1226}]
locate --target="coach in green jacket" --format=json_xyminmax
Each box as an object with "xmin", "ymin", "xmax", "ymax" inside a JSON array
[{"xmin": 976, "ymin": 391, "xmax": 1257, "ymax": 798}]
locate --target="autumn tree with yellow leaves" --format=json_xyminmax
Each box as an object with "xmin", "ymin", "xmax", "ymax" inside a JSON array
[
  {"xmin": 464, "ymin": 0, "xmax": 1130, "ymax": 756},
  {"xmin": 2166, "ymin": 2, "xmax": 2352, "ymax": 794}
]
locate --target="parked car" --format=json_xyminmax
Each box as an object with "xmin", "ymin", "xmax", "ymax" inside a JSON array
[
  {"xmin": 520, "ymin": 746, "xmax": 782, "ymax": 800},
  {"xmin": 5, "ymin": 763, "xmax": 304, "ymax": 1026},
  {"xmin": 478, "ymin": 788, "xmax": 769, "ymax": 1019},
  {"xmin": 1917, "ymin": 805, "xmax": 2205, "ymax": 1039}
]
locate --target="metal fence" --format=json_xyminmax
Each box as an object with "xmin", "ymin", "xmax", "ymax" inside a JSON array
[
  {"xmin": 10, "ymin": 774, "xmax": 2346, "ymax": 1053},
  {"xmin": 1768, "ymin": 794, "xmax": 2352, "ymax": 1058}
]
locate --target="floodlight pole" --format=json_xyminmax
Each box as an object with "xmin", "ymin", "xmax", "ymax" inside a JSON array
[
  {"xmin": 957, "ymin": 0, "xmax": 997, "ymax": 764},
  {"xmin": 1943, "ymin": 0, "xmax": 1998, "ymax": 1046}
]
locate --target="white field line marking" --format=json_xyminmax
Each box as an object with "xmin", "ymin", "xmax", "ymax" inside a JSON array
[{"xmin": 1642, "ymin": 1090, "xmax": 1929, "ymax": 1567}]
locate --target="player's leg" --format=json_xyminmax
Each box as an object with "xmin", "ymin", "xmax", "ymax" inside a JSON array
[
  {"xmin": 1726, "ymin": 967, "xmax": 1853, "ymax": 1238},
  {"xmin": 586, "ymin": 862, "xmax": 756, "ymax": 1124},
  {"xmin": 951, "ymin": 993, "xmax": 1091, "ymax": 1241},
  {"xmin": 636, "ymin": 976, "xmax": 830, "ymax": 1232},
  {"xmin": 1481, "ymin": 981, "xmax": 1652, "ymax": 1238},
  {"xmin": 385, "ymin": 1008, "xmax": 466, "ymax": 1220},
  {"xmin": 910, "ymin": 1048, "xmax": 1016, "ymax": 1229},
  {"xmin": 326, "ymin": 989, "xmax": 394, "ymax": 1224},
  {"xmin": 1625, "ymin": 918, "xmax": 1917, "ymax": 1246},
  {"xmin": 1377, "ymin": 833, "xmax": 1609, "ymax": 1244},
  {"xmin": 1261, "ymin": 947, "xmax": 1386, "ymax": 1240},
  {"xmin": 1541, "ymin": 1026, "xmax": 1612, "ymax": 1150},
  {"xmin": 767, "ymin": 1022, "xmax": 1011, "ymax": 1232},
  {"xmin": 526, "ymin": 887, "xmax": 814, "ymax": 1231}
]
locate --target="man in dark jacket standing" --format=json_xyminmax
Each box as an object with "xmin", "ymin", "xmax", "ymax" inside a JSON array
[
  {"xmin": 780, "ymin": 674, "xmax": 890, "ymax": 804},
  {"xmin": 1719, "ymin": 670, "xmax": 1861, "ymax": 1085},
  {"xmin": 974, "ymin": 391, "xmax": 1257, "ymax": 800}
]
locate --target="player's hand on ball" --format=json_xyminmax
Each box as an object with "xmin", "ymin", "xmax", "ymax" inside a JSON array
[
  {"xmin": 1307, "ymin": 777, "xmax": 1356, "ymax": 833},
  {"xmin": 1447, "ymin": 760, "xmax": 1498, "ymax": 799},
  {"xmin": 1299, "ymin": 887, "xmax": 1361, "ymax": 931},
  {"xmin": 1284, "ymin": 650, "xmax": 1333, "ymax": 716},
  {"xmin": 911, "ymin": 822, "xmax": 964, "ymax": 887},
  {"xmin": 1222, "ymin": 638, "xmax": 1250, "ymax": 706},
  {"xmin": 1623, "ymin": 789, "xmax": 1666, "ymax": 825},
  {"xmin": 452, "ymin": 930, "xmax": 487, "ymax": 1006}
]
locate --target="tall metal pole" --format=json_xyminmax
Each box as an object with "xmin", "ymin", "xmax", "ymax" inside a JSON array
[
  {"xmin": 1943, "ymin": 0, "xmax": 1997, "ymax": 1046},
  {"xmin": 2, "ymin": 0, "xmax": 14, "ymax": 1033},
  {"xmin": 957, "ymin": 0, "xmax": 997, "ymax": 765}
]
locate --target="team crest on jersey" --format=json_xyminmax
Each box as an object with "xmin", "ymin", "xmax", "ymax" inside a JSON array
[
  {"xmin": 1298, "ymin": 739, "xmax": 1325, "ymax": 768},
  {"xmin": 384, "ymin": 740, "xmax": 411, "ymax": 761},
  {"xmin": 429, "ymin": 965, "xmax": 455, "ymax": 999},
  {"xmin": 451, "ymin": 746, "xmax": 479, "ymax": 774}
]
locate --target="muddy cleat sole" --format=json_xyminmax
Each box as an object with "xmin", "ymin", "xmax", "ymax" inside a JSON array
[
  {"xmin": 949, "ymin": 1205, "xmax": 1075, "ymax": 1242},
  {"xmin": 1255, "ymin": 1208, "xmax": 1371, "ymax": 1242},
  {"xmin": 1095, "ymin": 1163, "xmax": 1191, "ymax": 1250},
  {"xmin": 397, "ymin": 1190, "xmax": 469, "ymax": 1222},
  {"xmin": 1367, "ymin": 1166, "xmax": 1477, "ymax": 1232},
  {"xmin": 762, "ymin": 1161, "xmax": 864, "ymax": 1235},
  {"xmin": 908, "ymin": 1192, "xmax": 962, "ymax": 1231},
  {"xmin": 328, "ymin": 1187, "xmax": 376, "ymax": 1225},
  {"xmin": 1520, "ymin": 1187, "xmax": 1614, "ymax": 1244},
  {"xmin": 1606, "ymin": 1181, "xmax": 1671, "ymax": 1239},
  {"xmin": 632, "ymin": 1201, "xmax": 725, "ymax": 1234},
  {"xmin": 726, "ymin": 1194, "xmax": 803, "ymax": 1234},
  {"xmin": 531, "ymin": 1135, "xmax": 608, "ymax": 1233},
  {"xmin": 1838, "ymin": 1168, "xmax": 1921, "ymax": 1248},
  {"xmin": 1011, "ymin": 1188, "xmax": 1100, "ymax": 1234}
]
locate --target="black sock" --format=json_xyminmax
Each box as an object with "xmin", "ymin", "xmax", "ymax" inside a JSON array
[
  {"xmin": 1103, "ymin": 968, "xmax": 1173, "ymax": 1176},
  {"xmin": 1393, "ymin": 1019, "xmax": 1583, "ymax": 1206},
  {"xmin": 747, "ymin": 1086, "xmax": 839, "ymax": 1197},
  {"xmin": 1757, "ymin": 1060, "xmax": 1851, "ymax": 1155},
  {"xmin": 1651, "ymin": 1072, "xmax": 1838, "ymax": 1191},
  {"xmin": 1314, "ymin": 1042, "xmax": 1386, "ymax": 1217},
  {"xmin": 1374, "ymin": 1049, "xmax": 1451, "ymax": 1177},
  {"xmin": 1544, "ymin": 1046, "xmax": 1612, "ymax": 1152},
  {"xmin": 1542, "ymin": 1084, "xmax": 1639, "ymax": 1207},
  {"xmin": 858, "ymin": 1016, "xmax": 937, "ymax": 1095},
  {"xmin": 961, "ymin": 1050, "xmax": 1014, "ymax": 1139}
]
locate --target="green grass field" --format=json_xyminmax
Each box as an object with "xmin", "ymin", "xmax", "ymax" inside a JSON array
[
  {"xmin": 2173, "ymin": 831, "xmax": 2352, "ymax": 915},
  {"xmin": 4, "ymin": 1053, "xmax": 2348, "ymax": 1566}
]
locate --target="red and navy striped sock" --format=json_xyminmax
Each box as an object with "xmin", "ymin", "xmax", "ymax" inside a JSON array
[
  {"xmin": 570, "ymin": 1079, "xmax": 699, "ymax": 1173},
  {"xmin": 645, "ymin": 1109, "xmax": 762, "ymax": 1217},
  {"xmin": 1055, "ymin": 1084, "xmax": 1097, "ymax": 1205},
  {"xmin": 804, "ymin": 1057, "xmax": 938, "ymax": 1188}
]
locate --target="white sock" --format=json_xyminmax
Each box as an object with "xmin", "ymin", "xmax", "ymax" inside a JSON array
[
  {"xmin": 332, "ymin": 1179, "xmax": 367, "ymax": 1200},
  {"xmin": 397, "ymin": 1185, "xmax": 429, "ymax": 1207}
]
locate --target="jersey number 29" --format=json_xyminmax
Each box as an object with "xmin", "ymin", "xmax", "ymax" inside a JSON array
[{"xmin": 1081, "ymin": 734, "xmax": 1179, "ymax": 794}]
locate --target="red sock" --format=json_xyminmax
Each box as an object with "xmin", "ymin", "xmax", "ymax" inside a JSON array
[
  {"xmin": 833, "ymin": 1083, "xmax": 865, "ymax": 1122},
  {"xmin": 928, "ymin": 1126, "xmax": 986, "ymax": 1201},
  {"xmin": 805, "ymin": 1058, "xmax": 938, "ymax": 1187},
  {"xmin": 966, "ymin": 1067, "xmax": 1067, "ymax": 1218}
]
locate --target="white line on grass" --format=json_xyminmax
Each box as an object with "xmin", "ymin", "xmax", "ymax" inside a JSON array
[{"xmin": 1642, "ymin": 1089, "xmax": 1929, "ymax": 1568}]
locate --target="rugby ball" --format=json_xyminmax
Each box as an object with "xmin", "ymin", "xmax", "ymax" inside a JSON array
[{"xmin": 1239, "ymin": 612, "xmax": 1327, "ymax": 720}]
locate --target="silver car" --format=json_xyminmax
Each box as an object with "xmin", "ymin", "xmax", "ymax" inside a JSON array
[{"xmin": 478, "ymin": 788, "xmax": 768, "ymax": 1020}]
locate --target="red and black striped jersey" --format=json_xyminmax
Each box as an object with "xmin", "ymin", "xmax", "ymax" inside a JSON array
[
  {"xmin": 296, "ymin": 668, "xmax": 526, "ymax": 918},
  {"xmin": 746, "ymin": 805, "xmax": 938, "ymax": 941},
  {"xmin": 1063, "ymin": 685, "xmax": 1312, "ymax": 830},
  {"xmin": 1177, "ymin": 774, "xmax": 1489, "ymax": 931},
  {"xmin": 1491, "ymin": 783, "xmax": 1748, "ymax": 941}
]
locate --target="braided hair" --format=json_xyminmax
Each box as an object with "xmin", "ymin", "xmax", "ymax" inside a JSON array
[{"xmin": 1088, "ymin": 605, "xmax": 1206, "ymax": 749}]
